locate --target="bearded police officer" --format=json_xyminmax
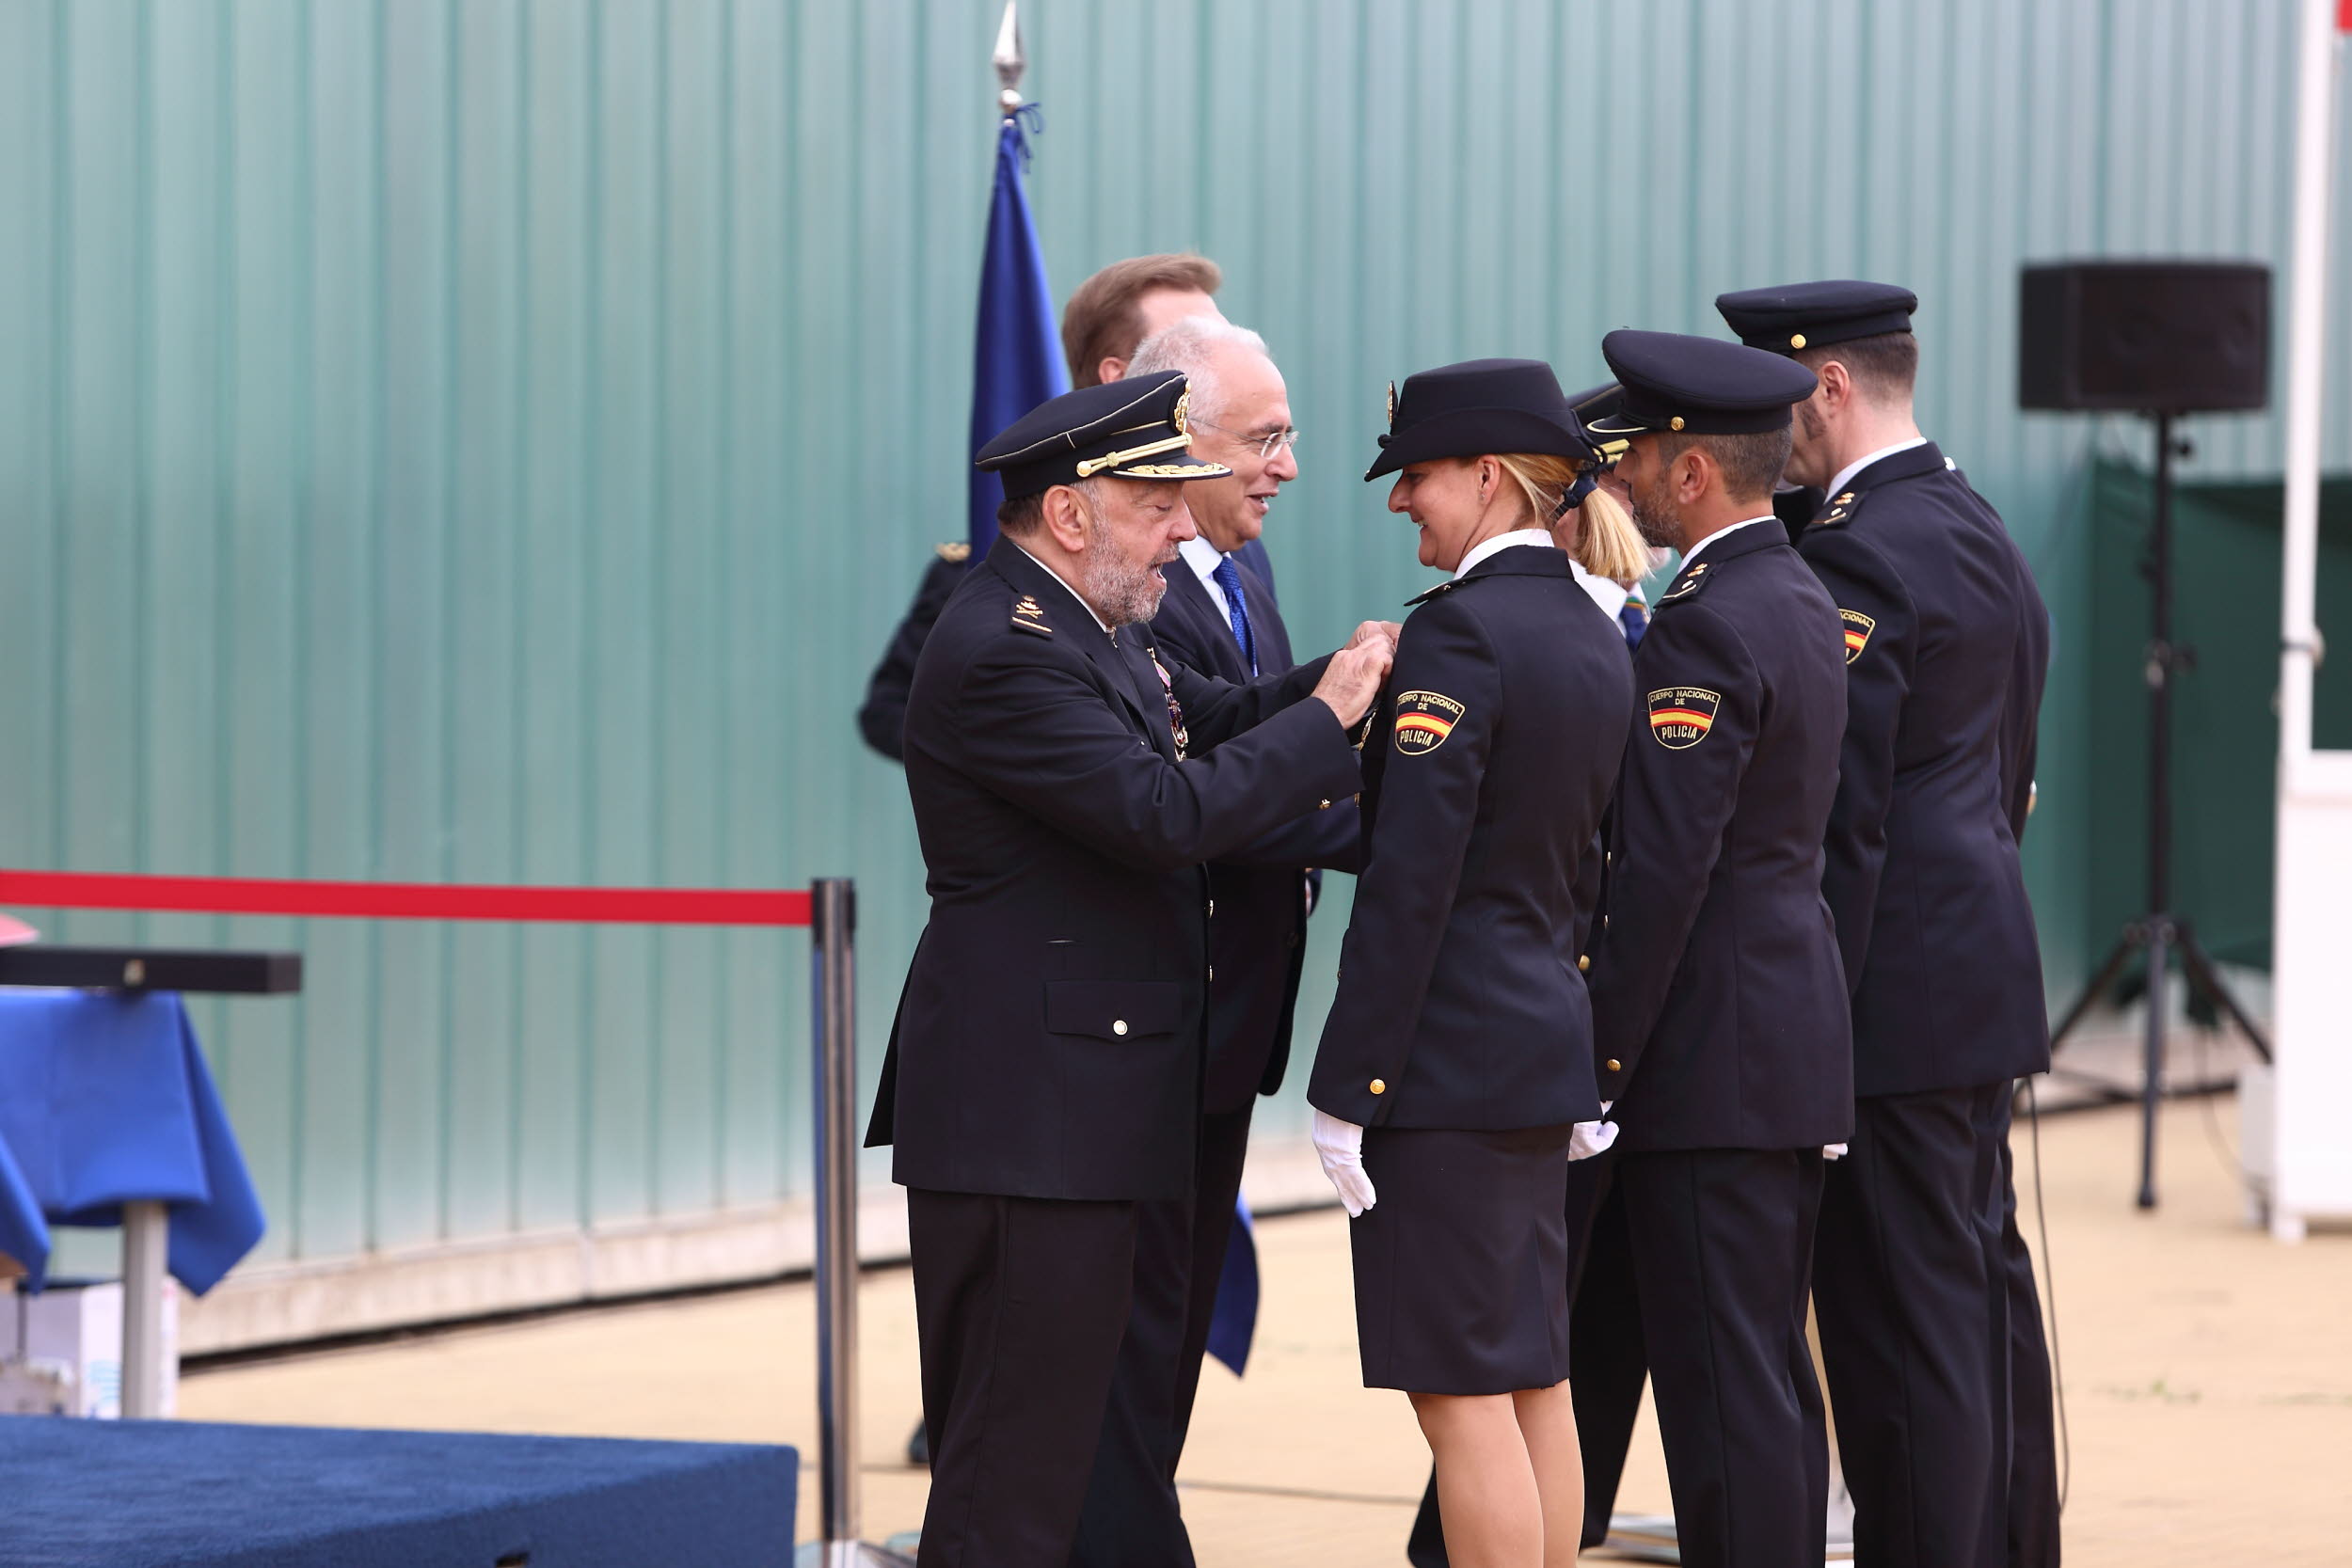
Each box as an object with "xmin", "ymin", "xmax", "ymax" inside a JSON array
[
  {"xmin": 1581, "ymin": 331, "xmax": 1851, "ymax": 1568},
  {"xmin": 1716, "ymin": 280, "xmax": 2059, "ymax": 1568},
  {"xmin": 866, "ymin": 371, "xmax": 1391, "ymax": 1568},
  {"xmin": 1064, "ymin": 317, "xmax": 1360, "ymax": 1568}
]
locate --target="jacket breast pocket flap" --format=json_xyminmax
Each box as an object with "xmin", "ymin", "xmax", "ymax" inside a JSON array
[{"xmin": 1044, "ymin": 980, "xmax": 1183, "ymax": 1041}]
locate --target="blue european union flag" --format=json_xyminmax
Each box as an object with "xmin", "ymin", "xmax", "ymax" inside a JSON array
[{"xmin": 967, "ymin": 107, "xmax": 1068, "ymax": 558}]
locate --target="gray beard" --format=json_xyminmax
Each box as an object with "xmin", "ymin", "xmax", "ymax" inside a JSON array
[{"xmin": 1083, "ymin": 546, "xmax": 1168, "ymax": 629}]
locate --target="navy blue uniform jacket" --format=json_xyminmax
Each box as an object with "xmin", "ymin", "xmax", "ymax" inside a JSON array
[
  {"xmin": 1151, "ymin": 557, "xmax": 1363, "ymax": 1115},
  {"xmin": 1589, "ymin": 523, "xmax": 1854, "ymax": 1151},
  {"xmin": 1308, "ymin": 544, "xmax": 1633, "ymax": 1132},
  {"xmin": 1800, "ymin": 443, "xmax": 2052, "ymax": 1096},
  {"xmin": 865, "ymin": 537, "xmax": 1364, "ymax": 1202}
]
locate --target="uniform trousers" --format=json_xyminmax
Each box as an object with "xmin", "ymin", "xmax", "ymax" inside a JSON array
[
  {"xmin": 1068, "ymin": 1106, "xmax": 1255, "ymax": 1568},
  {"xmin": 1813, "ymin": 1084, "xmax": 2005, "ymax": 1568},
  {"xmin": 907, "ymin": 1188, "xmax": 1137, "ymax": 1568},
  {"xmin": 1616, "ymin": 1147, "xmax": 1830, "ymax": 1568},
  {"xmin": 1985, "ymin": 1093, "xmax": 2061, "ymax": 1568},
  {"xmin": 1406, "ymin": 1150, "xmax": 1649, "ymax": 1567}
]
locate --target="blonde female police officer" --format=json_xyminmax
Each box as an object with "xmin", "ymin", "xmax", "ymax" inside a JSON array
[{"xmin": 1307, "ymin": 359, "xmax": 1639, "ymax": 1568}]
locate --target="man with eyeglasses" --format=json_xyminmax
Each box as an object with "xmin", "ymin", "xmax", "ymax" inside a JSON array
[{"xmin": 1059, "ymin": 314, "xmax": 1357, "ymax": 1568}]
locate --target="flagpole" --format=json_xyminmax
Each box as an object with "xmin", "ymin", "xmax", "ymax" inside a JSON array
[{"xmin": 993, "ymin": 0, "xmax": 1025, "ymax": 117}]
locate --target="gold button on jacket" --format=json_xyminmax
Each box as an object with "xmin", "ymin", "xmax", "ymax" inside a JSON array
[
  {"xmin": 1369, "ymin": 1079, "xmax": 1386, "ymax": 1095},
  {"xmin": 1605, "ymin": 1058, "xmax": 1621, "ymax": 1073},
  {"xmin": 1112, "ymin": 1020, "xmax": 1128, "ymax": 1037}
]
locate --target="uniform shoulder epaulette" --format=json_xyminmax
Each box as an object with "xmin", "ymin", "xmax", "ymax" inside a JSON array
[
  {"xmin": 1405, "ymin": 578, "xmax": 1461, "ymax": 608},
  {"xmin": 1654, "ymin": 559, "xmax": 1714, "ymax": 606},
  {"xmin": 935, "ymin": 540, "xmax": 972, "ymax": 562},
  {"xmin": 1810, "ymin": 487, "xmax": 1868, "ymax": 530},
  {"xmin": 1009, "ymin": 592, "xmax": 1053, "ymax": 637}
]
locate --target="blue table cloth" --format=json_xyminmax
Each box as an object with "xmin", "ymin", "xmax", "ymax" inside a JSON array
[{"xmin": 0, "ymin": 990, "xmax": 265, "ymax": 1293}]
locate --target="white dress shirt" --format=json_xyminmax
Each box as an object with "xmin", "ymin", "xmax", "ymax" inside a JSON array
[
  {"xmin": 1676, "ymin": 515, "xmax": 1779, "ymax": 574},
  {"xmin": 1177, "ymin": 533, "xmax": 1233, "ymax": 620},
  {"xmin": 1453, "ymin": 529, "xmax": 1556, "ymax": 580},
  {"xmin": 1825, "ymin": 436, "xmax": 1930, "ymax": 500},
  {"xmin": 1570, "ymin": 558, "xmax": 1632, "ymax": 622}
]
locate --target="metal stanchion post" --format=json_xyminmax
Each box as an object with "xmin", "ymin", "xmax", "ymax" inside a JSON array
[
  {"xmin": 803, "ymin": 879, "xmax": 913, "ymax": 1568},
  {"xmin": 119, "ymin": 1200, "xmax": 168, "ymax": 1419}
]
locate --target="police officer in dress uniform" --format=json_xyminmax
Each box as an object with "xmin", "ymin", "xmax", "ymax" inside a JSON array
[
  {"xmin": 1405, "ymin": 380, "xmax": 1657, "ymax": 1568},
  {"xmin": 1581, "ymin": 330, "xmax": 1851, "ymax": 1568},
  {"xmin": 1064, "ymin": 318, "xmax": 1362, "ymax": 1568},
  {"xmin": 1714, "ymin": 280, "xmax": 2059, "ymax": 1568},
  {"xmin": 1310, "ymin": 358, "xmax": 1637, "ymax": 1568},
  {"xmin": 865, "ymin": 371, "xmax": 1393, "ymax": 1568}
]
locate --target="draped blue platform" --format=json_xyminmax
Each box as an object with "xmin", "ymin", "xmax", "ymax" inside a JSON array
[{"xmin": 0, "ymin": 1418, "xmax": 796, "ymax": 1567}]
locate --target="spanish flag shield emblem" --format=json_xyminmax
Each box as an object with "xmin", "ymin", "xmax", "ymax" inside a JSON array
[
  {"xmin": 1840, "ymin": 608, "xmax": 1877, "ymax": 665},
  {"xmin": 1393, "ymin": 689, "xmax": 1467, "ymax": 755},
  {"xmin": 1647, "ymin": 687, "xmax": 1722, "ymax": 750}
]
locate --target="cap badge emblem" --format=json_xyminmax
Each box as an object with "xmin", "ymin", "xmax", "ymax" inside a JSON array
[
  {"xmin": 1386, "ymin": 380, "xmax": 1398, "ymax": 431},
  {"xmin": 1171, "ymin": 389, "xmax": 1190, "ymax": 437}
]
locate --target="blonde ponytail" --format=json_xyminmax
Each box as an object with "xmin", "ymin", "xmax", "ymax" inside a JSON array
[{"xmin": 1491, "ymin": 451, "xmax": 1650, "ymax": 586}]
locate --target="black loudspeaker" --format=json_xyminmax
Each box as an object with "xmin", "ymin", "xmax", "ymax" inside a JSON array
[{"xmin": 2018, "ymin": 260, "xmax": 2270, "ymax": 413}]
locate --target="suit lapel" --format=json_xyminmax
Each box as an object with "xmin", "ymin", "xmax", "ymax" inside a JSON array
[
  {"xmin": 1122, "ymin": 630, "xmax": 1183, "ymax": 762},
  {"xmin": 1160, "ymin": 561, "xmax": 1249, "ymax": 682}
]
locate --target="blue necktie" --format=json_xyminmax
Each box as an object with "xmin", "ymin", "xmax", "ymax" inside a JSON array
[
  {"xmin": 1619, "ymin": 593, "xmax": 1648, "ymax": 651},
  {"xmin": 1211, "ymin": 556, "xmax": 1259, "ymax": 675}
]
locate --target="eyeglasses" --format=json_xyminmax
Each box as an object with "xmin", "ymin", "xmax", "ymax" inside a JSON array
[{"xmin": 1192, "ymin": 418, "xmax": 1301, "ymax": 461}]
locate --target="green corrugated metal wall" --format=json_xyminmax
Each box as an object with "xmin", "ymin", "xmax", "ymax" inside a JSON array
[{"xmin": 2, "ymin": 0, "xmax": 2345, "ymax": 1277}]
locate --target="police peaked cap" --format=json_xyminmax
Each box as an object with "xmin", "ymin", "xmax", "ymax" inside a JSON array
[
  {"xmin": 1714, "ymin": 279, "xmax": 1919, "ymax": 354},
  {"xmin": 1585, "ymin": 330, "xmax": 1820, "ymax": 436},
  {"xmin": 1365, "ymin": 358, "xmax": 1605, "ymax": 482},
  {"xmin": 975, "ymin": 371, "xmax": 1232, "ymax": 502}
]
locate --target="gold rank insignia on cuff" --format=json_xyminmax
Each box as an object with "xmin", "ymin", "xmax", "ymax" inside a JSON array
[
  {"xmin": 1392, "ymin": 689, "xmax": 1465, "ymax": 754},
  {"xmin": 1648, "ymin": 686, "xmax": 1722, "ymax": 749},
  {"xmin": 1840, "ymin": 609, "xmax": 1877, "ymax": 664},
  {"xmin": 1010, "ymin": 594, "xmax": 1052, "ymax": 637}
]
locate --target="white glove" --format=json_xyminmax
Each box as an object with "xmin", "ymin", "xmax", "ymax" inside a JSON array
[
  {"xmin": 1569, "ymin": 1100, "xmax": 1617, "ymax": 1162},
  {"xmin": 1312, "ymin": 1109, "xmax": 1378, "ymax": 1217},
  {"xmin": 1822, "ymin": 1143, "xmax": 1850, "ymax": 1161}
]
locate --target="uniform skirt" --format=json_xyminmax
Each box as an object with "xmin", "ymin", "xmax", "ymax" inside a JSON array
[{"xmin": 1349, "ymin": 1123, "xmax": 1576, "ymax": 1395}]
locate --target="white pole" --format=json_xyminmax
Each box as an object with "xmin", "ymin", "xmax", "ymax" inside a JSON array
[
  {"xmin": 2268, "ymin": 0, "xmax": 2346, "ymax": 1245},
  {"xmin": 2278, "ymin": 0, "xmax": 2338, "ymax": 780},
  {"xmin": 119, "ymin": 1201, "xmax": 169, "ymax": 1418}
]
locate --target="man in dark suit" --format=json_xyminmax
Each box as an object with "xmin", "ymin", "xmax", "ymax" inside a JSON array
[
  {"xmin": 1057, "ymin": 318, "xmax": 1361, "ymax": 1567},
  {"xmin": 1717, "ymin": 280, "xmax": 2058, "ymax": 1568},
  {"xmin": 1581, "ymin": 330, "xmax": 1852, "ymax": 1568},
  {"xmin": 866, "ymin": 371, "xmax": 1392, "ymax": 1568},
  {"xmin": 857, "ymin": 254, "xmax": 1267, "ymax": 764}
]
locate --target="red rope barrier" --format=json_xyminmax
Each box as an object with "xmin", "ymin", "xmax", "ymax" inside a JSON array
[{"xmin": 0, "ymin": 870, "xmax": 813, "ymax": 927}]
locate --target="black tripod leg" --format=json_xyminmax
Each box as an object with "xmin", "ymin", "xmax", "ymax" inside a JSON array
[
  {"xmin": 2174, "ymin": 930, "xmax": 2274, "ymax": 1064},
  {"xmin": 2138, "ymin": 925, "xmax": 2170, "ymax": 1210},
  {"xmin": 2048, "ymin": 930, "xmax": 2142, "ymax": 1052}
]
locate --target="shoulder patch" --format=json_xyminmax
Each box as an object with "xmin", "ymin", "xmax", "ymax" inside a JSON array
[
  {"xmin": 1647, "ymin": 686, "xmax": 1722, "ymax": 749},
  {"xmin": 1656, "ymin": 560, "xmax": 1712, "ymax": 605},
  {"xmin": 1840, "ymin": 608, "xmax": 1877, "ymax": 664},
  {"xmin": 1811, "ymin": 489, "xmax": 1867, "ymax": 530},
  {"xmin": 1393, "ymin": 689, "xmax": 1465, "ymax": 754},
  {"xmin": 935, "ymin": 540, "xmax": 972, "ymax": 562},
  {"xmin": 1009, "ymin": 594, "xmax": 1053, "ymax": 637}
]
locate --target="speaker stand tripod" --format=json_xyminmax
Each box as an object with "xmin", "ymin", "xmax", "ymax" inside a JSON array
[{"xmin": 2046, "ymin": 410, "xmax": 2272, "ymax": 1210}]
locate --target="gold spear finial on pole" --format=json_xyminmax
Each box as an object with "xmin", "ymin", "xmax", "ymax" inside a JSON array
[{"xmin": 993, "ymin": 1, "xmax": 1026, "ymax": 117}]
